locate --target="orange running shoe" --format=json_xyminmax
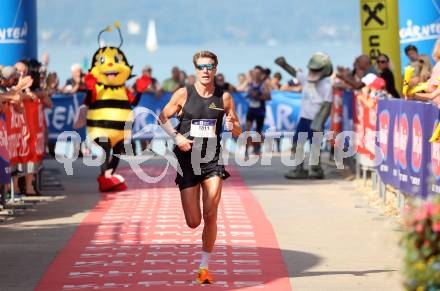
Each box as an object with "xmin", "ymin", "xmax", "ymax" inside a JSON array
[{"xmin": 196, "ymin": 268, "xmax": 214, "ymax": 284}]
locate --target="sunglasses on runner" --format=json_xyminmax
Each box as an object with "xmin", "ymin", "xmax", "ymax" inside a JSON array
[{"xmin": 196, "ymin": 64, "xmax": 216, "ymax": 71}]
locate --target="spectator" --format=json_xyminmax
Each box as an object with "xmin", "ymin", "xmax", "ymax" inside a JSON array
[
  {"xmin": 215, "ymin": 73, "xmax": 236, "ymax": 92},
  {"xmin": 40, "ymin": 52, "xmax": 49, "ymax": 88},
  {"xmin": 187, "ymin": 74, "xmax": 196, "ymax": 86},
  {"xmin": 162, "ymin": 66, "xmax": 181, "ymax": 92},
  {"xmin": 45, "ymin": 72, "xmax": 60, "ymax": 93},
  {"xmin": 412, "ymin": 42, "xmax": 440, "ymax": 106},
  {"xmin": 141, "ymin": 65, "xmax": 160, "ymax": 93},
  {"xmin": 336, "ymin": 55, "xmax": 377, "ymax": 90},
  {"xmin": 405, "ymin": 45, "xmax": 432, "ymax": 86},
  {"xmin": 430, "ymin": 41, "xmax": 440, "ymax": 91},
  {"xmin": 244, "ymin": 65, "xmax": 271, "ymax": 157},
  {"xmin": 419, "ymin": 55, "xmax": 433, "ymax": 83},
  {"xmin": 236, "ymin": 73, "xmax": 249, "ymax": 92},
  {"xmin": 357, "ymin": 73, "xmax": 390, "ymax": 108},
  {"xmin": 375, "ymin": 53, "xmax": 400, "ymax": 98},
  {"xmin": 263, "ymin": 68, "xmax": 271, "ymax": 81},
  {"xmin": 276, "ymin": 53, "xmax": 333, "ymax": 179},
  {"xmin": 270, "ymin": 72, "xmax": 282, "ymax": 90},
  {"xmin": 433, "ymin": 38, "xmax": 440, "ymax": 63},
  {"xmin": 11, "ymin": 60, "xmax": 39, "ymax": 196},
  {"xmin": 281, "ymin": 75, "xmax": 303, "ymax": 92},
  {"xmin": 15, "ymin": 59, "xmax": 28, "ymax": 77},
  {"xmin": 133, "ymin": 65, "xmax": 160, "ymax": 97},
  {"xmin": 0, "ymin": 66, "xmax": 32, "ymax": 104},
  {"xmin": 62, "ymin": 63, "xmax": 86, "ymax": 93},
  {"xmin": 179, "ymin": 69, "xmax": 187, "ymax": 87}
]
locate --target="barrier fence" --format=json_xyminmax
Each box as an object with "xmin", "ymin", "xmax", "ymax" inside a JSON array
[{"xmin": 350, "ymin": 89, "xmax": 440, "ymax": 201}]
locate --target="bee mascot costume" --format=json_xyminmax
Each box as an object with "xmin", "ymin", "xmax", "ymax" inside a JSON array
[{"xmin": 82, "ymin": 22, "xmax": 151, "ymax": 192}]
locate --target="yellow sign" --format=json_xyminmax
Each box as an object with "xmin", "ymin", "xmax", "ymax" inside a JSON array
[
  {"xmin": 360, "ymin": 0, "xmax": 401, "ymax": 93},
  {"xmin": 361, "ymin": 0, "xmax": 388, "ymax": 30}
]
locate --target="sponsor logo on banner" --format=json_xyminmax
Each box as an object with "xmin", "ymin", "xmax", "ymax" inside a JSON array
[
  {"xmin": 411, "ymin": 114, "xmax": 423, "ymax": 173},
  {"xmin": 399, "ymin": 114, "xmax": 409, "ymax": 169},
  {"xmin": 379, "ymin": 110, "xmax": 390, "ymax": 159},
  {"xmin": 361, "ymin": 1, "xmax": 388, "ymax": 30},
  {"xmin": 393, "ymin": 115, "xmax": 400, "ymax": 165},
  {"xmin": 0, "ymin": 22, "xmax": 28, "ymax": 44},
  {"xmin": 431, "ymin": 121, "xmax": 440, "ymax": 179}
]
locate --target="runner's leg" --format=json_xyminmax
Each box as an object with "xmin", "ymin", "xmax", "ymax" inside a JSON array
[
  {"xmin": 245, "ymin": 115, "xmax": 254, "ymax": 157},
  {"xmin": 180, "ymin": 185, "xmax": 202, "ymax": 229},
  {"xmin": 201, "ymin": 176, "xmax": 222, "ymax": 253}
]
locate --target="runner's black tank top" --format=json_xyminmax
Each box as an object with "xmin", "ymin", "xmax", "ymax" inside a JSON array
[{"xmin": 176, "ymin": 85, "xmax": 225, "ymax": 140}]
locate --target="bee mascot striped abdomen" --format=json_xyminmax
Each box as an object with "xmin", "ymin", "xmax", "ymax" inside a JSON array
[{"xmin": 83, "ymin": 22, "xmax": 151, "ymax": 192}]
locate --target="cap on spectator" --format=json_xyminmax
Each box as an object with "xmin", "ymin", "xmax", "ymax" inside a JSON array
[
  {"xmin": 361, "ymin": 73, "xmax": 378, "ymax": 86},
  {"xmin": 361, "ymin": 73, "xmax": 385, "ymax": 89},
  {"xmin": 370, "ymin": 77, "xmax": 386, "ymax": 90},
  {"xmin": 1, "ymin": 66, "xmax": 19, "ymax": 80},
  {"xmin": 307, "ymin": 52, "xmax": 333, "ymax": 81},
  {"xmin": 71, "ymin": 63, "xmax": 82, "ymax": 72},
  {"xmin": 142, "ymin": 65, "xmax": 152, "ymax": 72}
]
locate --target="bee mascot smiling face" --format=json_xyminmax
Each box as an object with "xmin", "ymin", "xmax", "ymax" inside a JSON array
[{"xmin": 83, "ymin": 21, "xmax": 151, "ymax": 192}]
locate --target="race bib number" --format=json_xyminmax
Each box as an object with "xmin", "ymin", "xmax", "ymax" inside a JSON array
[
  {"xmin": 190, "ymin": 119, "xmax": 217, "ymax": 138},
  {"xmin": 249, "ymin": 99, "xmax": 261, "ymax": 108}
]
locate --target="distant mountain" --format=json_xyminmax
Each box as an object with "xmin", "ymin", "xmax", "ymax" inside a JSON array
[{"xmin": 37, "ymin": 0, "xmax": 360, "ymax": 46}]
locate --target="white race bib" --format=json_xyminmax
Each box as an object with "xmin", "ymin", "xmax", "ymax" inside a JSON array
[
  {"xmin": 190, "ymin": 119, "xmax": 217, "ymax": 138},
  {"xmin": 249, "ymin": 99, "xmax": 261, "ymax": 108}
]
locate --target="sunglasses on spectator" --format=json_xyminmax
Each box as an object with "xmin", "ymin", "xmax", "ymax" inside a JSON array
[
  {"xmin": 377, "ymin": 59, "xmax": 388, "ymax": 64},
  {"xmin": 196, "ymin": 64, "xmax": 216, "ymax": 71}
]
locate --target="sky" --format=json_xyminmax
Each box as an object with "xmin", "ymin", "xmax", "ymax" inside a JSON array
[{"xmin": 36, "ymin": 0, "xmax": 362, "ymax": 83}]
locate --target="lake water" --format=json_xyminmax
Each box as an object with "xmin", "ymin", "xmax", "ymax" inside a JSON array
[{"xmin": 40, "ymin": 41, "xmax": 361, "ymax": 85}]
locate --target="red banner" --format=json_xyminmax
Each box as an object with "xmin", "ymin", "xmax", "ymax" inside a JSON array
[
  {"xmin": 5, "ymin": 100, "xmax": 46, "ymax": 166},
  {"xmin": 0, "ymin": 113, "xmax": 10, "ymax": 184},
  {"xmin": 354, "ymin": 92, "xmax": 377, "ymax": 162},
  {"xmin": 23, "ymin": 100, "xmax": 46, "ymax": 163},
  {"xmin": 330, "ymin": 87, "xmax": 343, "ymax": 144}
]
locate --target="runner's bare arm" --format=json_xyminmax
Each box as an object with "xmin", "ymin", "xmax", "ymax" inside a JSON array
[
  {"xmin": 223, "ymin": 92, "xmax": 242, "ymax": 138},
  {"xmin": 261, "ymin": 80, "xmax": 272, "ymax": 100},
  {"xmin": 158, "ymin": 87, "xmax": 193, "ymax": 151},
  {"xmin": 159, "ymin": 87, "xmax": 187, "ymax": 130}
]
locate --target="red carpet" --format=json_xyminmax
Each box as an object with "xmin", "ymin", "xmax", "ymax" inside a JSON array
[{"xmin": 36, "ymin": 166, "xmax": 291, "ymax": 290}]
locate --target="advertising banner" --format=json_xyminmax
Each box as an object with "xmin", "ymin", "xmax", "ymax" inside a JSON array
[
  {"xmin": 377, "ymin": 99, "xmax": 438, "ymax": 198},
  {"xmin": 399, "ymin": 0, "xmax": 440, "ymax": 71},
  {"xmin": 0, "ymin": 0, "xmax": 37, "ymax": 65},
  {"xmin": 360, "ymin": 0, "xmax": 402, "ymax": 90}
]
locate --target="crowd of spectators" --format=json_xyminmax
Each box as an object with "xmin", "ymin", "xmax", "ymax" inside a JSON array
[{"xmin": 0, "ymin": 56, "xmax": 57, "ymax": 199}]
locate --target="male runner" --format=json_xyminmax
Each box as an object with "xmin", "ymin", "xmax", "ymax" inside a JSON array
[
  {"xmin": 159, "ymin": 51, "xmax": 242, "ymax": 284},
  {"xmin": 244, "ymin": 65, "xmax": 271, "ymax": 157}
]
